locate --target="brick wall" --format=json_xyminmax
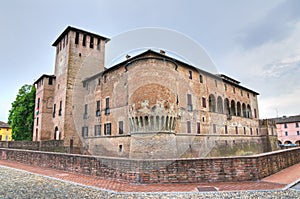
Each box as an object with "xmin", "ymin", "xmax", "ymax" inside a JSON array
[
  {"xmin": 0, "ymin": 140, "xmax": 65, "ymax": 152},
  {"xmin": 0, "ymin": 147, "xmax": 299, "ymax": 184}
]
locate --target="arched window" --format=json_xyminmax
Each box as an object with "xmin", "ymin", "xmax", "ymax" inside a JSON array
[
  {"xmin": 242, "ymin": 103, "xmax": 247, "ymax": 117},
  {"xmin": 246, "ymin": 105, "xmax": 252, "ymax": 118},
  {"xmin": 231, "ymin": 100, "xmax": 236, "ymax": 116},
  {"xmin": 237, "ymin": 102, "xmax": 241, "ymax": 116},
  {"xmin": 224, "ymin": 98, "xmax": 230, "ymax": 115},
  {"xmin": 209, "ymin": 94, "xmax": 216, "ymax": 112},
  {"xmin": 54, "ymin": 126, "xmax": 59, "ymax": 140},
  {"xmin": 217, "ymin": 96, "xmax": 223, "ymax": 113}
]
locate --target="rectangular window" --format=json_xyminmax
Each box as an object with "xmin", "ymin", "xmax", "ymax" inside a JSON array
[
  {"xmin": 37, "ymin": 98, "xmax": 40, "ymax": 109},
  {"xmin": 84, "ymin": 104, "xmax": 88, "ymax": 119},
  {"xmin": 202, "ymin": 97, "xmax": 206, "ymax": 108},
  {"xmin": 94, "ymin": 125, "xmax": 101, "ymax": 136},
  {"xmin": 187, "ymin": 121, "xmax": 191, "ymax": 133},
  {"xmin": 256, "ymin": 128, "xmax": 259, "ymax": 135},
  {"xmin": 105, "ymin": 97, "xmax": 110, "ymax": 115},
  {"xmin": 284, "ymin": 123, "xmax": 288, "ymax": 128},
  {"xmin": 224, "ymin": 84, "xmax": 227, "ymax": 91},
  {"xmin": 48, "ymin": 78, "xmax": 53, "ymax": 85},
  {"xmin": 119, "ymin": 144, "xmax": 123, "ymax": 152},
  {"xmin": 199, "ymin": 74, "xmax": 203, "ymax": 83},
  {"xmin": 82, "ymin": 34, "xmax": 86, "ymax": 46},
  {"xmin": 104, "ymin": 123, "xmax": 111, "ymax": 135},
  {"xmin": 285, "ymin": 131, "xmax": 288, "ymax": 136},
  {"xmin": 36, "ymin": 117, "xmax": 39, "ymax": 126},
  {"xmin": 97, "ymin": 38, "xmax": 101, "ymax": 50},
  {"xmin": 119, "ymin": 121, "xmax": 124, "ymax": 134},
  {"xmin": 59, "ymin": 101, "xmax": 62, "ymax": 116},
  {"xmin": 90, "ymin": 36, "xmax": 94, "ymax": 48},
  {"xmin": 244, "ymin": 127, "xmax": 246, "ymax": 135},
  {"xmin": 189, "ymin": 70, "xmax": 192, "ymax": 79},
  {"xmin": 225, "ymin": 125, "xmax": 228, "ymax": 134},
  {"xmin": 233, "ymin": 87, "xmax": 236, "ymax": 94},
  {"xmin": 247, "ymin": 93, "xmax": 250, "ymax": 98},
  {"xmin": 197, "ymin": 122, "xmax": 200, "ymax": 134},
  {"xmin": 75, "ymin": 32, "xmax": 79, "ymax": 44},
  {"xmin": 241, "ymin": 90, "xmax": 243, "ymax": 96},
  {"xmin": 214, "ymin": 80, "xmax": 217, "ymax": 87},
  {"xmin": 96, "ymin": 100, "xmax": 100, "ymax": 117},
  {"xmin": 254, "ymin": 109, "xmax": 257, "ymax": 118},
  {"xmin": 187, "ymin": 94, "xmax": 192, "ymax": 111},
  {"xmin": 213, "ymin": 124, "xmax": 217, "ymax": 133},
  {"xmin": 296, "ymin": 122, "xmax": 299, "ymax": 128},
  {"xmin": 250, "ymin": 128, "xmax": 253, "ymax": 135},
  {"xmin": 82, "ymin": 126, "xmax": 88, "ymax": 138},
  {"xmin": 53, "ymin": 104, "xmax": 56, "ymax": 118},
  {"xmin": 235, "ymin": 126, "xmax": 238, "ymax": 134},
  {"xmin": 297, "ymin": 131, "xmax": 300, "ymax": 135}
]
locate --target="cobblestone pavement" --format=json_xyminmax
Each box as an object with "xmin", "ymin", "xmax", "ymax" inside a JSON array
[{"xmin": 0, "ymin": 165, "xmax": 299, "ymax": 199}]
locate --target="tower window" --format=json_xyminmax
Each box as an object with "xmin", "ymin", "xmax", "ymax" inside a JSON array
[
  {"xmin": 119, "ymin": 121, "xmax": 124, "ymax": 134},
  {"xmin": 213, "ymin": 124, "xmax": 217, "ymax": 133},
  {"xmin": 202, "ymin": 97, "xmax": 206, "ymax": 108},
  {"xmin": 82, "ymin": 126, "xmax": 88, "ymax": 138},
  {"xmin": 105, "ymin": 97, "xmax": 110, "ymax": 115},
  {"xmin": 53, "ymin": 104, "xmax": 56, "ymax": 118},
  {"xmin": 197, "ymin": 122, "xmax": 200, "ymax": 134},
  {"xmin": 75, "ymin": 32, "xmax": 79, "ymax": 44},
  {"xmin": 284, "ymin": 123, "xmax": 288, "ymax": 128},
  {"xmin": 244, "ymin": 127, "xmax": 246, "ymax": 135},
  {"xmin": 48, "ymin": 78, "xmax": 53, "ymax": 85},
  {"xmin": 296, "ymin": 122, "xmax": 299, "ymax": 128},
  {"xmin": 189, "ymin": 71, "xmax": 192, "ymax": 79},
  {"xmin": 199, "ymin": 74, "xmax": 203, "ymax": 83},
  {"xmin": 94, "ymin": 125, "xmax": 101, "ymax": 136},
  {"xmin": 97, "ymin": 38, "xmax": 101, "ymax": 50},
  {"xmin": 187, "ymin": 121, "xmax": 191, "ymax": 133},
  {"xmin": 285, "ymin": 131, "xmax": 288, "ymax": 136},
  {"xmin": 104, "ymin": 123, "xmax": 111, "ymax": 135},
  {"xmin": 235, "ymin": 126, "xmax": 238, "ymax": 134},
  {"xmin": 90, "ymin": 36, "xmax": 94, "ymax": 48},
  {"xmin": 82, "ymin": 34, "xmax": 86, "ymax": 46},
  {"xmin": 59, "ymin": 101, "xmax": 62, "ymax": 116},
  {"xmin": 36, "ymin": 117, "xmax": 39, "ymax": 126},
  {"xmin": 84, "ymin": 104, "xmax": 88, "ymax": 119},
  {"xmin": 187, "ymin": 94, "xmax": 192, "ymax": 111},
  {"xmin": 250, "ymin": 128, "xmax": 253, "ymax": 135},
  {"xmin": 119, "ymin": 144, "xmax": 123, "ymax": 152},
  {"xmin": 224, "ymin": 84, "xmax": 227, "ymax": 91},
  {"xmin": 96, "ymin": 100, "xmax": 100, "ymax": 117}
]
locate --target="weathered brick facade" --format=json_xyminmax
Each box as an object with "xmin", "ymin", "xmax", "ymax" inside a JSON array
[{"xmin": 33, "ymin": 26, "xmax": 278, "ymax": 158}]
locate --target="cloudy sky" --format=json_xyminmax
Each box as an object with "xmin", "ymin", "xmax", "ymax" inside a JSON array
[{"xmin": 0, "ymin": 0, "xmax": 299, "ymax": 122}]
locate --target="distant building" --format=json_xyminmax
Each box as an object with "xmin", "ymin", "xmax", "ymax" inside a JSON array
[
  {"xmin": 33, "ymin": 26, "xmax": 278, "ymax": 158},
  {"xmin": 273, "ymin": 115, "xmax": 300, "ymax": 145},
  {"xmin": 0, "ymin": 121, "xmax": 12, "ymax": 141}
]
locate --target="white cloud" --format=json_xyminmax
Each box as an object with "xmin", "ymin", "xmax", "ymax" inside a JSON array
[{"xmin": 221, "ymin": 21, "xmax": 300, "ymax": 118}]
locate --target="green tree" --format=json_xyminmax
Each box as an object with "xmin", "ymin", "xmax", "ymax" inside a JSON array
[{"xmin": 8, "ymin": 84, "xmax": 36, "ymax": 141}]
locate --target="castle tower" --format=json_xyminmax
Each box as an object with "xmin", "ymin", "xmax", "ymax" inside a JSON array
[
  {"xmin": 33, "ymin": 75, "xmax": 56, "ymax": 141},
  {"xmin": 34, "ymin": 26, "xmax": 109, "ymax": 152}
]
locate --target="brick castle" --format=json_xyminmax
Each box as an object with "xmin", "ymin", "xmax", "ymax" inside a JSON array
[{"xmin": 33, "ymin": 26, "xmax": 278, "ymax": 158}]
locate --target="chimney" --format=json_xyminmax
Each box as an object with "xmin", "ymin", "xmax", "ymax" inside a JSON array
[{"xmin": 160, "ymin": 50, "xmax": 165, "ymax": 55}]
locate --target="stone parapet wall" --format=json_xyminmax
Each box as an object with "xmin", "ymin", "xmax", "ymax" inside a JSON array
[
  {"xmin": 0, "ymin": 147, "xmax": 299, "ymax": 184},
  {"xmin": 0, "ymin": 140, "xmax": 65, "ymax": 152}
]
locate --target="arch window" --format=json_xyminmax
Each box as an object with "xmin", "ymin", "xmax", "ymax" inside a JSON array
[
  {"xmin": 237, "ymin": 102, "xmax": 241, "ymax": 116},
  {"xmin": 217, "ymin": 96, "xmax": 223, "ymax": 114},
  {"xmin": 242, "ymin": 103, "xmax": 247, "ymax": 117},
  {"xmin": 209, "ymin": 94, "xmax": 216, "ymax": 112},
  {"xmin": 246, "ymin": 105, "xmax": 252, "ymax": 118},
  {"xmin": 224, "ymin": 98, "xmax": 230, "ymax": 115},
  {"xmin": 230, "ymin": 100, "xmax": 236, "ymax": 116}
]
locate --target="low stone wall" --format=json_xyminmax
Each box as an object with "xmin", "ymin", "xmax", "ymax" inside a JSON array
[
  {"xmin": 0, "ymin": 147, "xmax": 299, "ymax": 184},
  {"xmin": 0, "ymin": 140, "xmax": 65, "ymax": 153}
]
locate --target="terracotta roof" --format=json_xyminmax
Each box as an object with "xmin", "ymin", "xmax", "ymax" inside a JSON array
[{"xmin": 0, "ymin": 121, "xmax": 10, "ymax": 128}]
